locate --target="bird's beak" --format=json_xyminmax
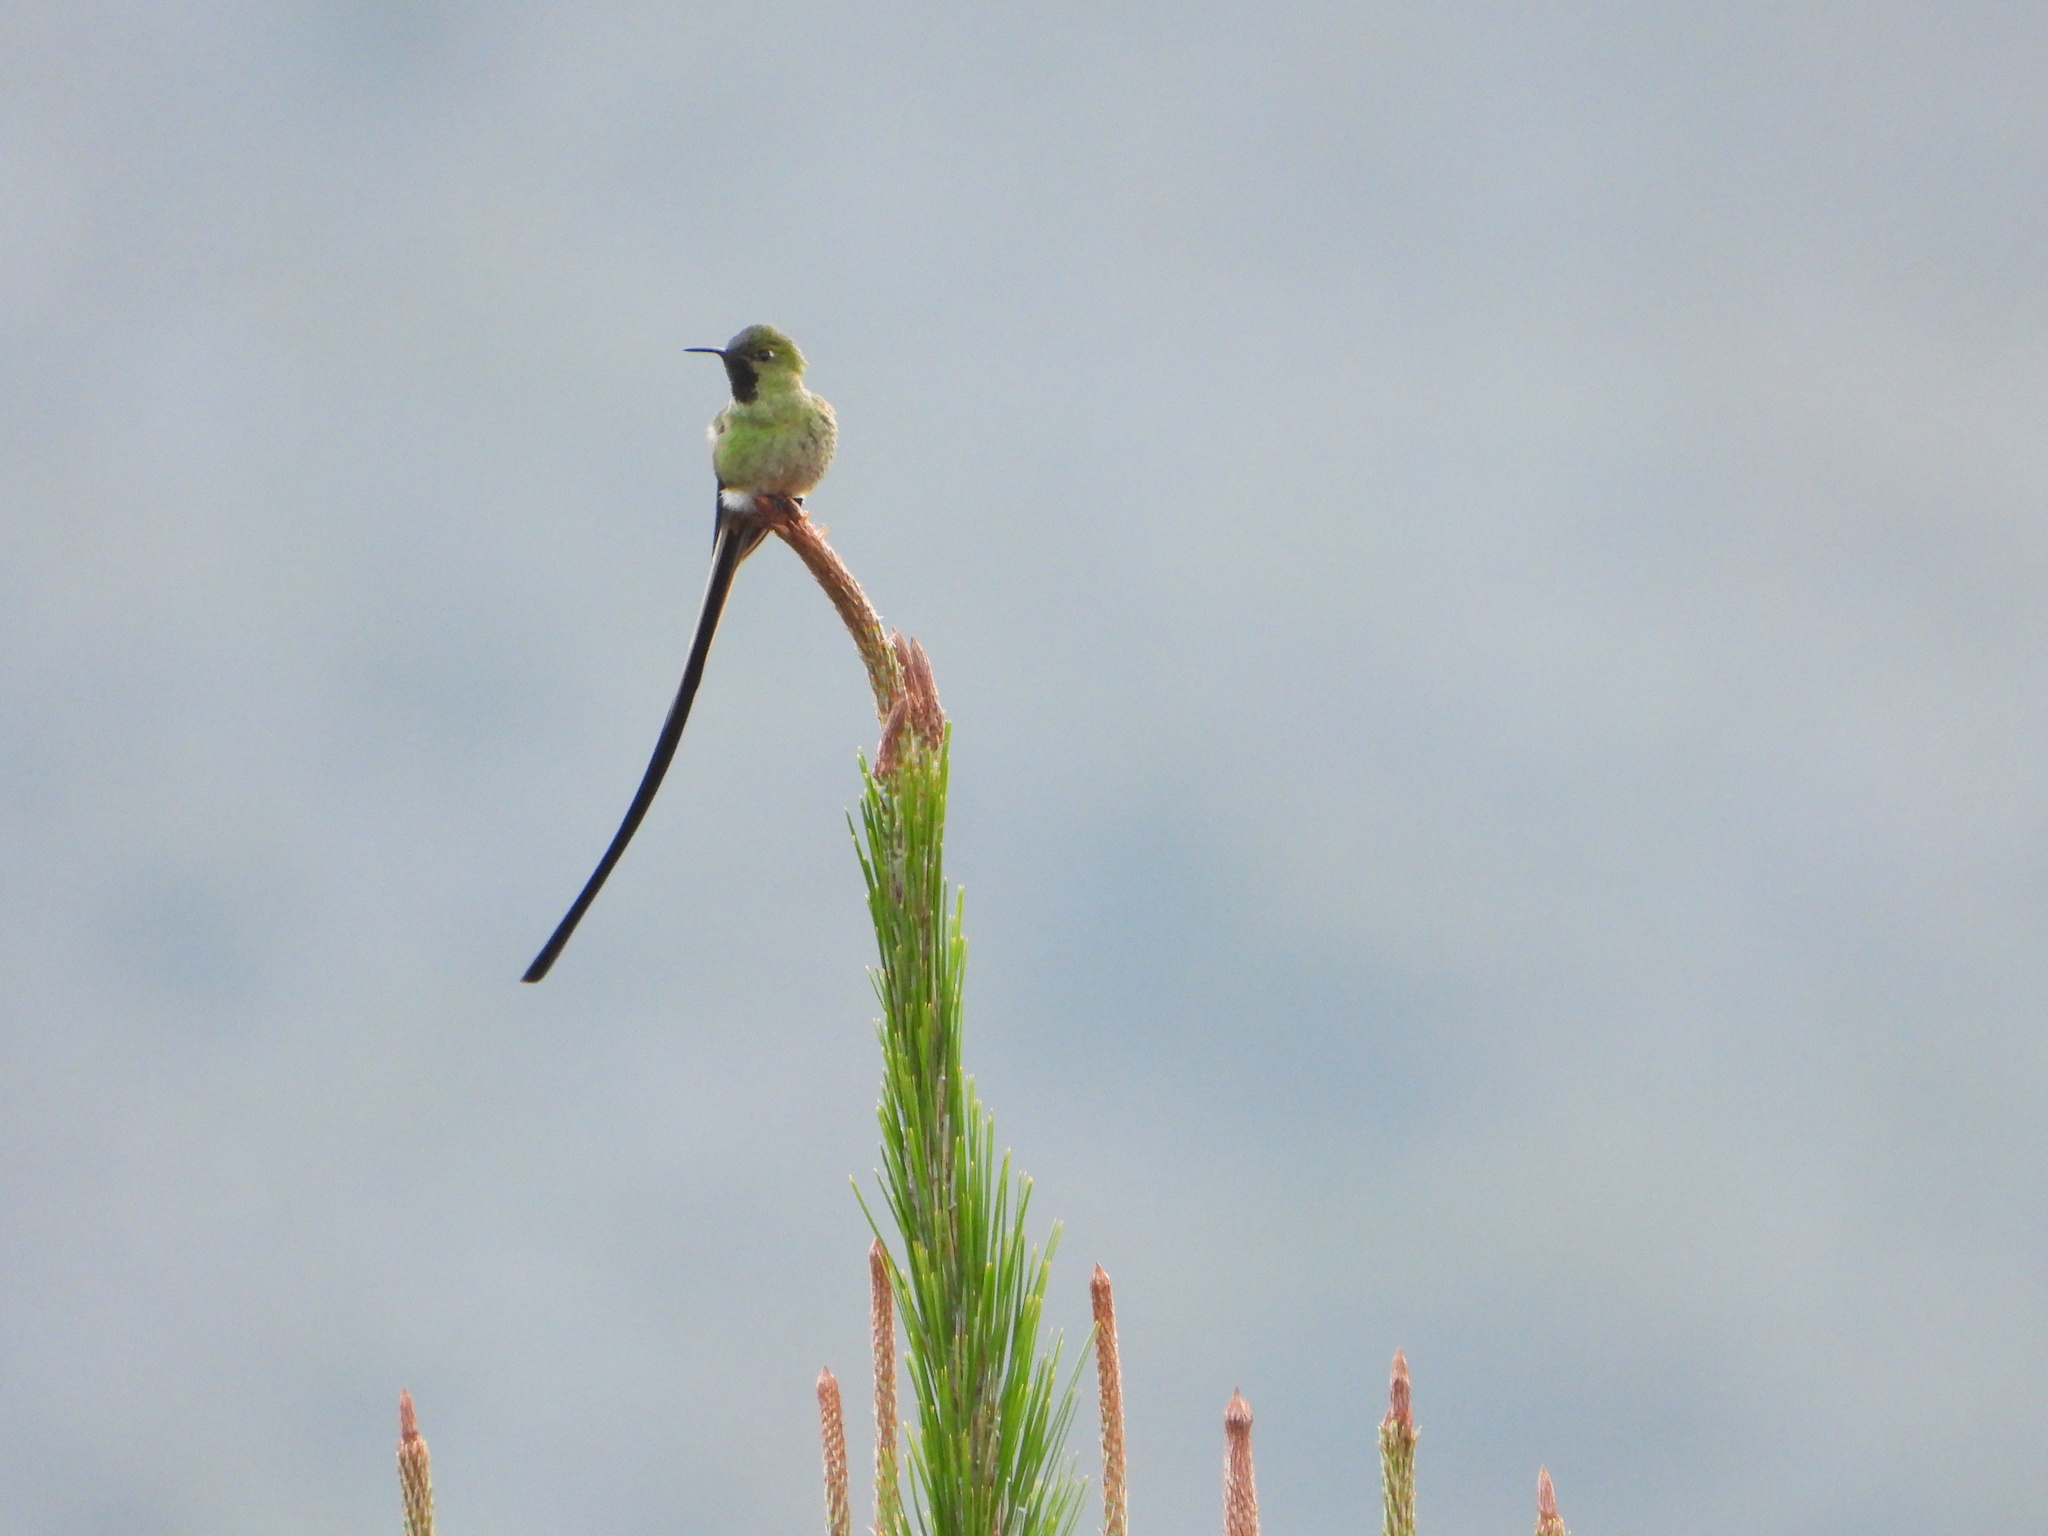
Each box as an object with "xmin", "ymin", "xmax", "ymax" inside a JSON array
[{"xmin": 685, "ymin": 347, "xmax": 726, "ymax": 357}]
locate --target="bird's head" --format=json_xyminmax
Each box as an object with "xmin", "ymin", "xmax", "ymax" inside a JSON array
[{"xmin": 687, "ymin": 324, "xmax": 806, "ymax": 403}]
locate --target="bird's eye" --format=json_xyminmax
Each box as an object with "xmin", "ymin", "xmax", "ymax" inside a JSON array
[{"xmin": 754, "ymin": 349, "xmax": 775, "ymax": 362}]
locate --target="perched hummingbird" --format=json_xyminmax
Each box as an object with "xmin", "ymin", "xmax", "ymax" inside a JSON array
[{"xmin": 522, "ymin": 324, "xmax": 837, "ymax": 982}]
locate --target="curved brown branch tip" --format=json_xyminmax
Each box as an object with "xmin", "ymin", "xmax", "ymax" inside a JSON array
[{"xmin": 757, "ymin": 493, "xmax": 904, "ymax": 722}]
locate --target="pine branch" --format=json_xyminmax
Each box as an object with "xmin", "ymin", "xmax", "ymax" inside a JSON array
[{"xmin": 777, "ymin": 490, "xmax": 1079, "ymax": 1536}]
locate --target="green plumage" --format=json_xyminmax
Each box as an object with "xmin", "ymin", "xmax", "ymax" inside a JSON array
[
  {"xmin": 706, "ymin": 323, "xmax": 837, "ymax": 496},
  {"xmin": 519, "ymin": 323, "xmax": 839, "ymax": 983}
]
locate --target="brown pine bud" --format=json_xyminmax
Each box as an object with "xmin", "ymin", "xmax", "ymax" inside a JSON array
[
  {"xmin": 1535, "ymin": 1466, "xmax": 1568, "ymax": 1536},
  {"xmin": 1224, "ymin": 1390, "xmax": 1258, "ymax": 1536},
  {"xmin": 1092, "ymin": 1265, "xmax": 1127, "ymax": 1536},
  {"xmin": 871, "ymin": 1242, "xmax": 902, "ymax": 1536},
  {"xmin": 1384, "ymin": 1349, "xmax": 1412, "ymax": 1436},
  {"xmin": 1378, "ymin": 1352, "xmax": 1417, "ymax": 1536},
  {"xmin": 396, "ymin": 1390, "xmax": 434, "ymax": 1536},
  {"xmin": 818, "ymin": 1368, "xmax": 850, "ymax": 1536}
]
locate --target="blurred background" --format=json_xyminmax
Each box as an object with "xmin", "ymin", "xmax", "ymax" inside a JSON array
[{"xmin": 4, "ymin": 4, "xmax": 2045, "ymax": 1532}]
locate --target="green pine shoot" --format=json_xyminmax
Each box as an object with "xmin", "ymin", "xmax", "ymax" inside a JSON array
[{"xmin": 854, "ymin": 724, "xmax": 1086, "ymax": 1536}]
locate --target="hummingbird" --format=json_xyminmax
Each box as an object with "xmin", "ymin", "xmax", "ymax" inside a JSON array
[{"xmin": 522, "ymin": 323, "xmax": 837, "ymax": 982}]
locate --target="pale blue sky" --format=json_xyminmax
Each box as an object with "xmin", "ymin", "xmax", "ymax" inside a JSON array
[{"xmin": 4, "ymin": 4, "xmax": 2046, "ymax": 1532}]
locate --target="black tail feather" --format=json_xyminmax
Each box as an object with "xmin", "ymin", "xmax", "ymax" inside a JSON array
[{"xmin": 522, "ymin": 508, "xmax": 766, "ymax": 982}]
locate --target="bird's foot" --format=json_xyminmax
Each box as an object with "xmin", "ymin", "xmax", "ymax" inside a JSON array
[{"xmin": 754, "ymin": 491, "xmax": 806, "ymax": 528}]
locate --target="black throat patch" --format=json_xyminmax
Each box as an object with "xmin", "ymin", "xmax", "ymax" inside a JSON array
[{"xmin": 721, "ymin": 354, "xmax": 759, "ymax": 403}]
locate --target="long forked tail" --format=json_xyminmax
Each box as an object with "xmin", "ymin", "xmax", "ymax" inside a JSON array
[{"xmin": 522, "ymin": 509, "xmax": 766, "ymax": 982}]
